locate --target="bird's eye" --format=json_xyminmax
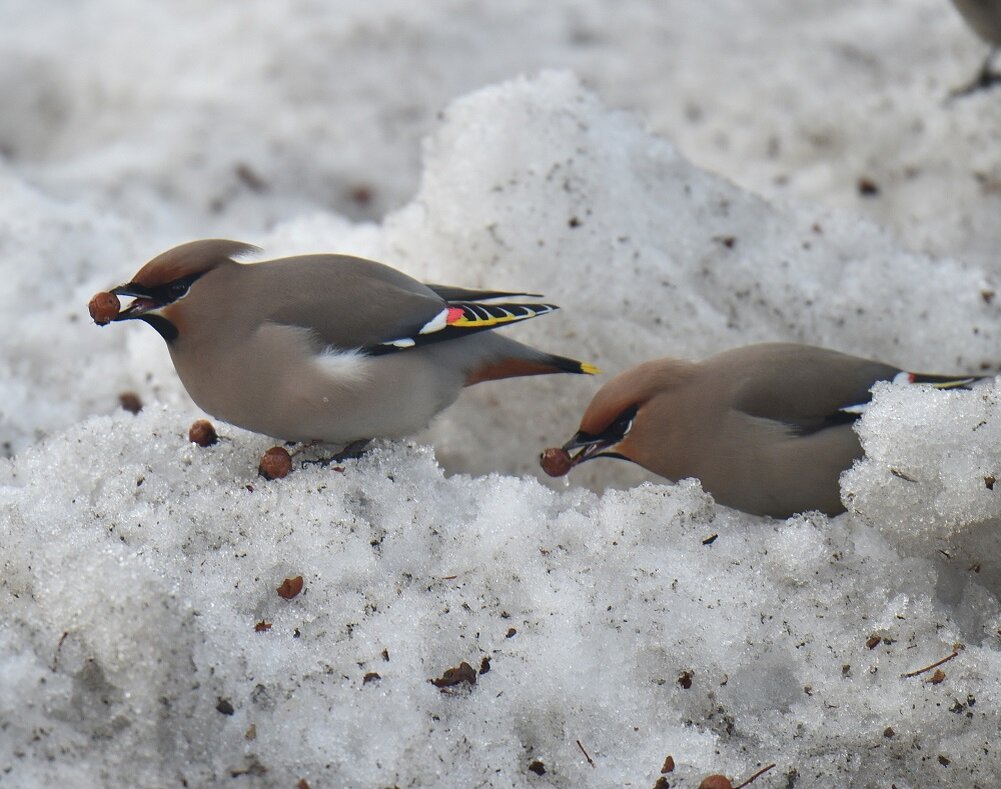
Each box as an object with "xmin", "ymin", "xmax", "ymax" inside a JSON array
[
  {"xmin": 611, "ymin": 405, "xmax": 638, "ymax": 439},
  {"xmin": 148, "ymin": 272, "xmax": 203, "ymax": 306}
]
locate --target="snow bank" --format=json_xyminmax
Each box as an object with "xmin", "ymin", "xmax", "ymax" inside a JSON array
[
  {"xmin": 2, "ymin": 69, "xmax": 1001, "ymax": 787},
  {"xmin": 3, "ymin": 406, "xmax": 1000, "ymax": 787},
  {"xmin": 846, "ymin": 381, "xmax": 1001, "ymax": 593},
  {"xmin": 4, "ymin": 1, "xmax": 1000, "ymax": 271}
]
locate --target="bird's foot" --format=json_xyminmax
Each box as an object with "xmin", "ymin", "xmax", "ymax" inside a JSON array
[
  {"xmin": 329, "ymin": 438, "xmax": 373, "ymax": 462},
  {"xmin": 300, "ymin": 438, "xmax": 373, "ymax": 468},
  {"xmin": 948, "ymin": 50, "xmax": 1001, "ymax": 100}
]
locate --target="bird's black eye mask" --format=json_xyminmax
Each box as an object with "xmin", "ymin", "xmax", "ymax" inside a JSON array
[
  {"xmin": 110, "ymin": 272, "xmax": 205, "ymax": 342},
  {"xmin": 112, "ymin": 272, "xmax": 204, "ymax": 313},
  {"xmin": 562, "ymin": 404, "xmax": 638, "ymax": 465}
]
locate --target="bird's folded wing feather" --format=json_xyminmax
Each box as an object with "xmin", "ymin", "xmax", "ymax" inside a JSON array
[
  {"xmin": 424, "ymin": 284, "xmax": 541, "ymax": 302},
  {"xmin": 366, "ymin": 301, "xmax": 559, "ymax": 355},
  {"xmin": 257, "ymin": 255, "xmax": 555, "ymax": 354},
  {"xmin": 726, "ymin": 345, "xmax": 981, "ymax": 435},
  {"xmin": 260, "ymin": 257, "xmax": 446, "ymax": 350},
  {"xmin": 726, "ymin": 346, "xmax": 901, "ymax": 434}
]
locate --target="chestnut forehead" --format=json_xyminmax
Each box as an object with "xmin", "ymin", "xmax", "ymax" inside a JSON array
[
  {"xmin": 580, "ymin": 358, "xmax": 693, "ymax": 432},
  {"xmin": 131, "ymin": 257, "xmax": 201, "ymax": 287},
  {"xmin": 127, "ymin": 239, "xmax": 258, "ymax": 287},
  {"xmin": 580, "ymin": 386, "xmax": 639, "ymax": 432}
]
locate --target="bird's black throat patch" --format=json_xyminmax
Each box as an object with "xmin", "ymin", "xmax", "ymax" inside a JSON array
[{"xmin": 141, "ymin": 314, "xmax": 179, "ymax": 342}]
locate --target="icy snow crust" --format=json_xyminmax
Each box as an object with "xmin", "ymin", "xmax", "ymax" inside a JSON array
[
  {"xmin": 2, "ymin": 9, "xmax": 1001, "ymax": 789},
  {"xmin": 4, "ymin": 408, "xmax": 1001, "ymax": 787}
]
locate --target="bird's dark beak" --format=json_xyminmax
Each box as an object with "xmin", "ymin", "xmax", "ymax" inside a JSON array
[
  {"xmin": 111, "ymin": 283, "xmax": 161, "ymax": 320},
  {"xmin": 562, "ymin": 431, "xmax": 619, "ymax": 467},
  {"xmin": 561, "ymin": 404, "xmax": 638, "ymax": 467}
]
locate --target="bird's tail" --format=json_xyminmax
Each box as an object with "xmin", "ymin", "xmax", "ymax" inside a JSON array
[
  {"xmin": 904, "ymin": 372, "xmax": 982, "ymax": 389},
  {"xmin": 539, "ymin": 353, "xmax": 602, "ymax": 376},
  {"xmin": 465, "ymin": 352, "xmax": 600, "ymax": 385},
  {"xmin": 446, "ymin": 334, "xmax": 600, "ymax": 386}
]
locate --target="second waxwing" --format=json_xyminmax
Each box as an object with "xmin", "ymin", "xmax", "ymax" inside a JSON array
[
  {"xmin": 553, "ymin": 343, "xmax": 982, "ymax": 518},
  {"xmin": 96, "ymin": 239, "xmax": 598, "ymax": 447},
  {"xmin": 949, "ymin": 0, "xmax": 1001, "ymax": 94}
]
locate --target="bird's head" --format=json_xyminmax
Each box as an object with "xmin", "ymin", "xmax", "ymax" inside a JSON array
[
  {"xmin": 562, "ymin": 388, "xmax": 641, "ymax": 468},
  {"xmin": 561, "ymin": 357, "xmax": 694, "ymax": 471},
  {"xmin": 109, "ymin": 239, "xmax": 259, "ymax": 341}
]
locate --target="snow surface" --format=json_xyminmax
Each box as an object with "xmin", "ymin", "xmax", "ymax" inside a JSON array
[{"xmin": 3, "ymin": 2, "xmax": 1001, "ymax": 787}]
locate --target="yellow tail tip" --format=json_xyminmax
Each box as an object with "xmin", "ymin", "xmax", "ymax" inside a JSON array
[{"xmin": 580, "ymin": 362, "xmax": 602, "ymax": 375}]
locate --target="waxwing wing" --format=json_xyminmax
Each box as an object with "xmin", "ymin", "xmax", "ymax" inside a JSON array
[
  {"xmin": 95, "ymin": 239, "xmax": 598, "ymax": 446},
  {"xmin": 553, "ymin": 343, "xmax": 981, "ymax": 518}
]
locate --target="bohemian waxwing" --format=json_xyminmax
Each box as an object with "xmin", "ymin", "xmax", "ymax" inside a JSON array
[
  {"xmin": 99, "ymin": 239, "xmax": 598, "ymax": 446},
  {"xmin": 556, "ymin": 343, "xmax": 981, "ymax": 518},
  {"xmin": 949, "ymin": 0, "xmax": 1001, "ymax": 94}
]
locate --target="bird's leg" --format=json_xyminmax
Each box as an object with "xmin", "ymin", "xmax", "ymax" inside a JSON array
[
  {"xmin": 948, "ymin": 46, "xmax": 1001, "ymax": 99},
  {"xmin": 300, "ymin": 438, "xmax": 373, "ymax": 468},
  {"xmin": 329, "ymin": 438, "xmax": 373, "ymax": 462},
  {"xmin": 287, "ymin": 439, "xmax": 321, "ymax": 457}
]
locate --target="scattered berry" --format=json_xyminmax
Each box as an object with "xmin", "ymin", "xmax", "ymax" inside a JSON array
[
  {"xmin": 188, "ymin": 419, "xmax": 218, "ymax": 447},
  {"xmin": 259, "ymin": 446, "xmax": 293, "ymax": 479}
]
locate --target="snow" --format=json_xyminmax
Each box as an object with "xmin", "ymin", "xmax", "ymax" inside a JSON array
[
  {"xmin": 5, "ymin": 411, "xmax": 1000, "ymax": 787},
  {"xmin": 3, "ymin": 2, "xmax": 1001, "ymax": 787}
]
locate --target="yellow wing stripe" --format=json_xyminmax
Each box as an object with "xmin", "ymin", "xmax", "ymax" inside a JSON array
[
  {"xmin": 447, "ymin": 303, "xmax": 557, "ymax": 329},
  {"xmin": 927, "ymin": 378, "xmax": 976, "ymax": 389}
]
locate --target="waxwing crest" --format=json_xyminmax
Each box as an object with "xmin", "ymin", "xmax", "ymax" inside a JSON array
[
  {"xmin": 577, "ymin": 358, "xmax": 691, "ymax": 437},
  {"xmin": 129, "ymin": 239, "xmax": 260, "ymax": 288},
  {"xmin": 561, "ymin": 359, "xmax": 696, "ymax": 469}
]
